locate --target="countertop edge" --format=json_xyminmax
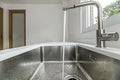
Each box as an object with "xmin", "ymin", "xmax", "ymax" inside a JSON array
[{"xmin": 0, "ymin": 42, "xmax": 120, "ymax": 62}]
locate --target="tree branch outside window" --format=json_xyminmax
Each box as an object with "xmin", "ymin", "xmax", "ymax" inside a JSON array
[{"xmin": 103, "ymin": 0, "xmax": 120, "ymax": 20}]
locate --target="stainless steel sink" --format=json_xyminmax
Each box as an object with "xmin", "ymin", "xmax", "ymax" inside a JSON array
[
  {"xmin": 0, "ymin": 44, "xmax": 120, "ymax": 80},
  {"xmin": 31, "ymin": 46, "xmax": 88, "ymax": 80},
  {"xmin": 32, "ymin": 62, "xmax": 87, "ymax": 80}
]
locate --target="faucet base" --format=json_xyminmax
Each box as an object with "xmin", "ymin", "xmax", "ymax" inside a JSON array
[{"xmin": 96, "ymin": 29, "xmax": 105, "ymax": 47}]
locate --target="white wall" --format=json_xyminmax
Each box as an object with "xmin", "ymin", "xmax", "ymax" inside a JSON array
[
  {"xmin": 67, "ymin": 0, "xmax": 120, "ymax": 49},
  {"xmin": 5, "ymin": 4, "xmax": 63, "ymax": 47},
  {"xmin": 67, "ymin": 0, "xmax": 82, "ymax": 42},
  {"xmin": 1, "ymin": 0, "xmax": 120, "ymax": 49}
]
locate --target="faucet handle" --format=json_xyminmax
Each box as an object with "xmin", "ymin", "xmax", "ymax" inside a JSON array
[{"xmin": 101, "ymin": 32, "xmax": 119, "ymax": 41}]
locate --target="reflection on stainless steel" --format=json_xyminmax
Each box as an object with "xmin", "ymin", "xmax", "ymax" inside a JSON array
[
  {"xmin": 64, "ymin": 62, "xmax": 87, "ymax": 80},
  {"xmin": 19, "ymin": 61, "xmax": 40, "ymax": 67},
  {"xmin": 100, "ymin": 32, "xmax": 119, "ymax": 41},
  {"xmin": 77, "ymin": 46, "xmax": 120, "ymax": 80},
  {"xmin": 77, "ymin": 63, "xmax": 93, "ymax": 80},
  {"xmin": 32, "ymin": 62, "xmax": 87, "ymax": 80},
  {"xmin": 1, "ymin": 45, "xmax": 120, "ymax": 80},
  {"xmin": 43, "ymin": 46, "xmax": 62, "ymax": 61},
  {"xmin": 32, "ymin": 45, "xmax": 87, "ymax": 80},
  {"xmin": 0, "ymin": 47, "xmax": 41, "ymax": 80},
  {"xmin": 65, "ymin": 46, "xmax": 76, "ymax": 61},
  {"xmin": 64, "ymin": 75, "xmax": 82, "ymax": 80},
  {"xmin": 29, "ymin": 63, "xmax": 44, "ymax": 80},
  {"xmin": 32, "ymin": 63, "xmax": 62, "ymax": 80}
]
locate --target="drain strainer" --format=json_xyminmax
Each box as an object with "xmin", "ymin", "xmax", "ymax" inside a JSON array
[{"xmin": 64, "ymin": 75, "xmax": 82, "ymax": 80}]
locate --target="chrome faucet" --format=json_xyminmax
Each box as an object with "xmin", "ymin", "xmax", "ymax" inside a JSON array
[{"xmin": 63, "ymin": 1, "xmax": 119, "ymax": 47}]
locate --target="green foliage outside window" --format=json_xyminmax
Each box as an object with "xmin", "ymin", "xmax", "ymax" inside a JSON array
[{"xmin": 103, "ymin": 0, "xmax": 120, "ymax": 20}]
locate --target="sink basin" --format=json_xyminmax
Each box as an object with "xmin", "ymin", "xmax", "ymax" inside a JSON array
[
  {"xmin": 32, "ymin": 62, "xmax": 86, "ymax": 80},
  {"xmin": 31, "ymin": 46, "xmax": 88, "ymax": 80},
  {"xmin": 0, "ymin": 44, "xmax": 120, "ymax": 80}
]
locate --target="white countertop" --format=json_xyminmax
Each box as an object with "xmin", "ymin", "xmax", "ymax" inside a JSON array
[
  {"xmin": 77, "ymin": 43, "xmax": 120, "ymax": 60},
  {"xmin": 0, "ymin": 42, "xmax": 120, "ymax": 62}
]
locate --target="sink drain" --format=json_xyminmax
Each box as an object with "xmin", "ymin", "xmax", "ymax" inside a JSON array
[{"xmin": 64, "ymin": 75, "xmax": 82, "ymax": 80}]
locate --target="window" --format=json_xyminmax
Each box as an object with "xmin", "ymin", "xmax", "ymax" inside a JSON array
[
  {"xmin": 81, "ymin": 0, "xmax": 119, "ymax": 33},
  {"xmin": 80, "ymin": 0, "xmax": 95, "ymax": 33}
]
